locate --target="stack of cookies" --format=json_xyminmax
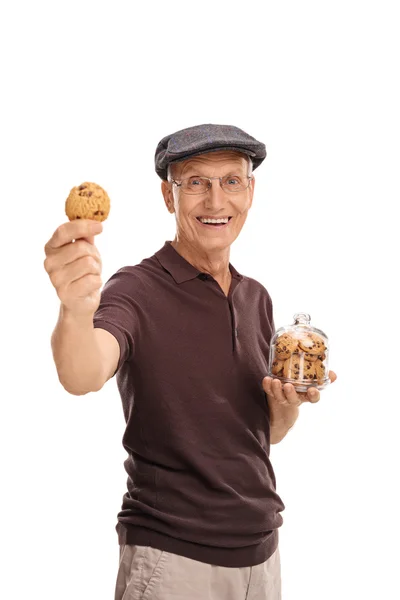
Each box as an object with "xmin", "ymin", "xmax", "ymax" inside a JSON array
[{"xmin": 271, "ymin": 331, "xmax": 327, "ymax": 384}]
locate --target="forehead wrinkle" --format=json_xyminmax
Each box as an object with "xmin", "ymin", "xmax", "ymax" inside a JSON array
[{"xmin": 176, "ymin": 153, "xmax": 248, "ymax": 179}]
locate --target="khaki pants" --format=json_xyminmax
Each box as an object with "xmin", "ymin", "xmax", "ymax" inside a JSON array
[{"xmin": 115, "ymin": 544, "xmax": 281, "ymax": 600}]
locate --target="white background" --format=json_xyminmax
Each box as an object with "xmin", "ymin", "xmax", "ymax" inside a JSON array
[{"xmin": 1, "ymin": 1, "xmax": 399, "ymax": 598}]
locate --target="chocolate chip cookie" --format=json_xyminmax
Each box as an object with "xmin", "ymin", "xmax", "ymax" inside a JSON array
[
  {"xmin": 314, "ymin": 359, "xmax": 326, "ymax": 380},
  {"xmin": 271, "ymin": 358, "xmax": 285, "ymax": 376},
  {"xmin": 65, "ymin": 182, "xmax": 110, "ymax": 222},
  {"xmin": 298, "ymin": 332, "xmax": 326, "ymax": 355},
  {"xmin": 283, "ymin": 353, "xmax": 304, "ymax": 380},
  {"xmin": 274, "ymin": 333, "xmax": 299, "ymax": 360}
]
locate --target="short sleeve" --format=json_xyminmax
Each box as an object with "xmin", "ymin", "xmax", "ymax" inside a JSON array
[
  {"xmin": 93, "ymin": 269, "xmax": 137, "ymax": 375},
  {"xmin": 263, "ymin": 286, "xmax": 275, "ymax": 340},
  {"xmin": 269, "ymin": 297, "xmax": 275, "ymax": 339}
]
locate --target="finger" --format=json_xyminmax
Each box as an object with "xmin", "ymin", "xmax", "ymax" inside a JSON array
[
  {"xmin": 282, "ymin": 383, "xmax": 302, "ymax": 406},
  {"xmin": 307, "ymin": 387, "xmax": 320, "ymax": 403},
  {"xmin": 44, "ymin": 239, "xmax": 101, "ymax": 274},
  {"xmin": 262, "ymin": 377, "xmax": 273, "ymax": 396},
  {"xmin": 67, "ymin": 273, "xmax": 103, "ymax": 298},
  {"xmin": 45, "ymin": 219, "xmax": 103, "ymax": 253},
  {"xmin": 80, "ymin": 235, "xmax": 95, "ymax": 245},
  {"xmin": 329, "ymin": 371, "xmax": 337, "ymax": 383},
  {"xmin": 51, "ymin": 254, "xmax": 101, "ymax": 289},
  {"xmin": 272, "ymin": 378, "xmax": 287, "ymax": 404},
  {"xmin": 65, "ymin": 240, "xmax": 101, "ymax": 269}
]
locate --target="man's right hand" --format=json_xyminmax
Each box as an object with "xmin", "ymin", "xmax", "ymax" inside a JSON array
[{"xmin": 44, "ymin": 219, "xmax": 104, "ymax": 317}]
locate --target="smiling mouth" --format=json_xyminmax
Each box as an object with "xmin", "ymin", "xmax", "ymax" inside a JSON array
[{"xmin": 196, "ymin": 217, "xmax": 233, "ymax": 227}]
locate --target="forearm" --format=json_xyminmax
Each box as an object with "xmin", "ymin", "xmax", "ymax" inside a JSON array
[
  {"xmin": 269, "ymin": 405, "xmax": 299, "ymax": 444},
  {"xmin": 51, "ymin": 304, "xmax": 104, "ymax": 395}
]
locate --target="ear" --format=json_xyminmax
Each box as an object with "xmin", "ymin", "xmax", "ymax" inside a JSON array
[
  {"xmin": 248, "ymin": 175, "xmax": 255, "ymax": 208},
  {"xmin": 161, "ymin": 180, "xmax": 175, "ymax": 214}
]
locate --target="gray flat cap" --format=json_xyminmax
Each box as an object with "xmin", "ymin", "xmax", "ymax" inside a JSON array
[{"xmin": 155, "ymin": 123, "xmax": 266, "ymax": 180}]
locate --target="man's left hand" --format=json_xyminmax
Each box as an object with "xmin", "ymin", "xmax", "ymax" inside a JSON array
[
  {"xmin": 262, "ymin": 371, "xmax": 337, "ymax": 442},
  {"xmin": 263, "ymin": 370, "xmax": 337, "ymax": 407}
]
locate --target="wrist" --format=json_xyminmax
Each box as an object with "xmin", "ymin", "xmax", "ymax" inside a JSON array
[
  {"xmin": 60, "ymin": 304, "xmax": 95, "ymax": 327},
  {"xmin": 269, "ymin": 403, "xmax": 299, "ymax": 427}
]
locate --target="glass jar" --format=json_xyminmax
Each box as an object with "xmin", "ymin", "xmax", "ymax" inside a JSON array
[{"xmin": 268, "ymin": 313, "xmax": 330, "ymax": 392}]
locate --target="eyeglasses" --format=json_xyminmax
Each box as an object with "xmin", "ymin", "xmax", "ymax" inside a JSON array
[{"xmin": 172, "ymin": 175, "xmax": 253, "ymax": 195}]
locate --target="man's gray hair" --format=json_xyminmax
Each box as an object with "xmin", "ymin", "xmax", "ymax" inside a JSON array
[{"xmin": 167, "ymin": 153, "xmax": 253, "ymax": 182}]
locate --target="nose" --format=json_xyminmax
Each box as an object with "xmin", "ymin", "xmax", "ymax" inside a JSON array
[{"xmin": 203, "ymin": 179, "xmax": 227, "ymax": 211}]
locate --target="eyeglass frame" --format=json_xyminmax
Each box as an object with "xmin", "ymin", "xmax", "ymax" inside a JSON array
[{"xmin": 171, "ymin": 175, "xmax": 254, "ymax": 195}]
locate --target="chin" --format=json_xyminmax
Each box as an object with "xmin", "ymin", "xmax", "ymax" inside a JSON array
[{"xmin": 199, "ymin": 237, "xmax": 233, "ymax": 252}]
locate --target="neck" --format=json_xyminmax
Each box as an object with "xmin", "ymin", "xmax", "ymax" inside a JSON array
[{"xmin": 171, "ymin": 238, "xmax": 231, "ymax": 281}]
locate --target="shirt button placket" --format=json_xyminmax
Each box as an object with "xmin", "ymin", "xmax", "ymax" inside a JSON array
[{"xmin": 227, "ymin": 299, "xmax": 237, "ymax": 352}]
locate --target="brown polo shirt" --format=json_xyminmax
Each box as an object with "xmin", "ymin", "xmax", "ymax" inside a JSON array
[{"xmin": 93, "ymin": 241, "xmax": 285, "ymax": 568}]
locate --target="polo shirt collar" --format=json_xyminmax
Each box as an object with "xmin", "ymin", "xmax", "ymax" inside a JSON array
[{"xmin": 155, "ymin": 241, "xmax": 243, "ymax": 284}]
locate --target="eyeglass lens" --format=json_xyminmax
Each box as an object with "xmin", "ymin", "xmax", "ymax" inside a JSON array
[{"xmin": 180, "ymin": 176, "xmax": 249, "ymax": 194}]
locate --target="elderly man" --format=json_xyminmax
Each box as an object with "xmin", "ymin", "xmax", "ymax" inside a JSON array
[{"xmin": 44, "ymin": 124, "xmax": 336, "ymax": 600}]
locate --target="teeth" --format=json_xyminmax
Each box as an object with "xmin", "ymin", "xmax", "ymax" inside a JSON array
[{"xmin": 199, "ymin": 218, "xmax": 229, "ymax": 224}]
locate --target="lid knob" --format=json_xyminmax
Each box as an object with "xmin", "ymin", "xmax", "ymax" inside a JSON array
[{"xmin": 293, "ymin": 312, "xmax": 311, "ymax": 325}]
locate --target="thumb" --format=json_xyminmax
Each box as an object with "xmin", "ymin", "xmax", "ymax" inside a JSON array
[
  {"xmin": 81, "ymin": 235, "xmax": 95, "ymax": 245},
  {"xmin": 329, "ymin": 370, "xmax": 337, "ymax": 383}
]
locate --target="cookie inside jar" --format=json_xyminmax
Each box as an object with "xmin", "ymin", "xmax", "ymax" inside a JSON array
[{"xmin": 268, "ymin": 313, "xmax": 330, "ymax": 392}]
